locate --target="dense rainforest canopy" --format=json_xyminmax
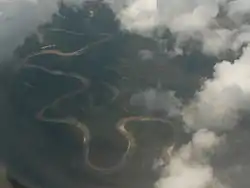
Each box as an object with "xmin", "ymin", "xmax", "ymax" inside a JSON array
[{"xmin": 0, "ymin": 1, "xmax": 218, "ymax": 188}]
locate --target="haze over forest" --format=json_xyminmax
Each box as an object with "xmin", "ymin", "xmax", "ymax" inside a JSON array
[{"xmin": 1, "ymin": 1, "xmax": 250, "ymax": 188}]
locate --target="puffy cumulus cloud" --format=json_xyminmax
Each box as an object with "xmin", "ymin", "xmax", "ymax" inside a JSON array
[
  {"xmin": 201, "ymin": 29, "xmax": 233, "ymax": 56},
  {"xmin": 151, "ymin": 23, "xmax": 250, "ymax": 188},
  {"xmin": 130, "ymin": 88, "xmax": 182, "ymax": 117},
  {"xmin": 113, "ymin": 1, "xmax": 250, "ymax": 188},
  {"xmin": 117, "ymin": 0, "xmax": 158, "ymax": 33},
  {"xmin": 227, "ymin": 0, "xmax": 250, "ymax": 24},
  {"xmin": 118, "ymin": 0, "xmax": 223, "ymax": 32},
  {"xmin": 156, "ymin": 129, "xmax": 226, "ymax": 188},
  {"xmin": 182, "ymin": 45, "xmax": 250, "ymax": 131},
  {"xmin": 130, "ymin": 44, "xmax": 250, "ymax": 131},
  {"xmin": 117, "ymin": 0, "xmax": 225, "ymax": 54},
  {"xmin": 115, "ymin": 0, "xmax": 250, "ymax": 56}
]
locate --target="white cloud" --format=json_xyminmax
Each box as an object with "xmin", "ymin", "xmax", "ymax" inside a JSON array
[
  {"xmin": 117, "ymin": 0, "xmax": 158, "ymax": 33},
  {"xmin": 156, "ymin": 129, "xmax": 226, "ymax": 188},
  {"xmin": 182, "ymin": 45, "xmax": 250, "ymax": 131},
  {"xmin": 130, "ymin": 89, "xmax": 182, "ymax": 117},
  {"xmin": 228, "ymin": 0, "xmax": 250, "ymax": 24},
  {"xmin": 115, "ymin": 0, "xmax": 250, "ymax": 56}
]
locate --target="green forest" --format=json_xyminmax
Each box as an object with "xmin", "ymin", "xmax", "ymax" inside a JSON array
[{"xmin": 0, "ymin": 1, "xmax": 220, "ymax": 188}]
